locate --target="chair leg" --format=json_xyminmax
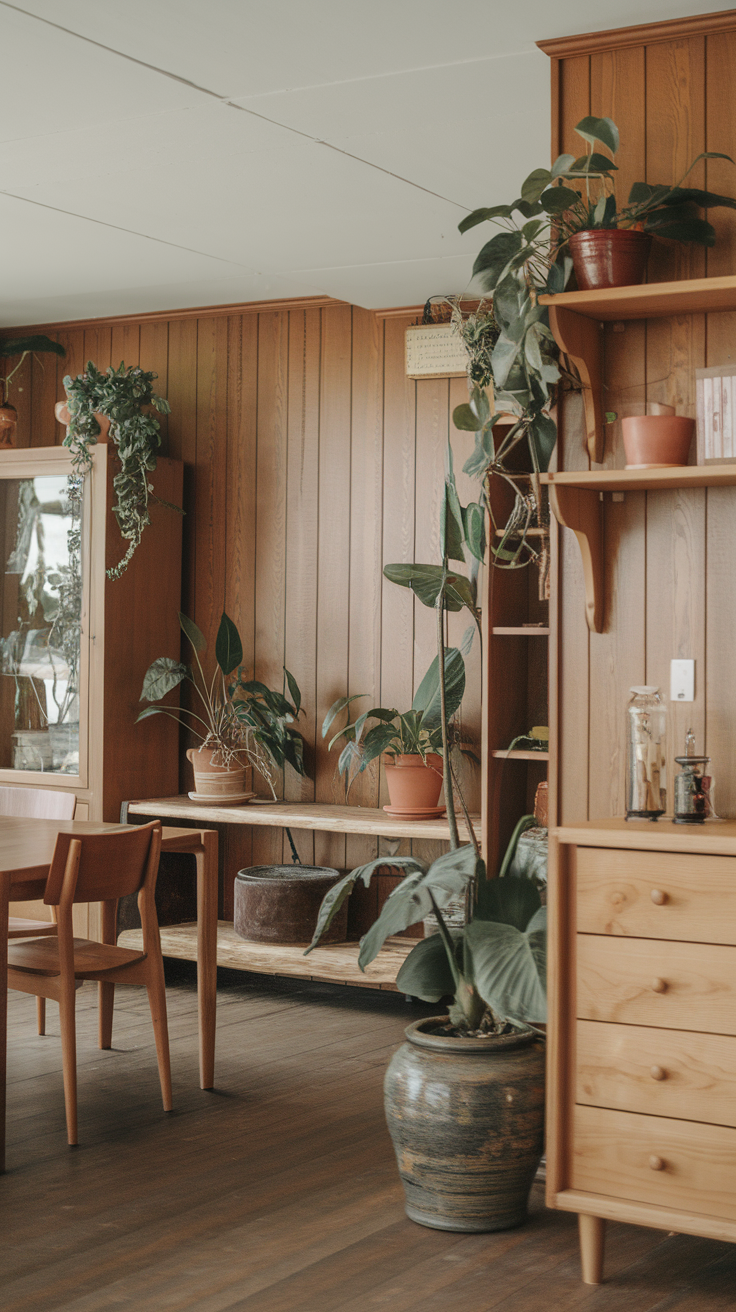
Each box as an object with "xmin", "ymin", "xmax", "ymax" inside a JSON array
[
  {"xmin": 58, "ymin": 980, "xmax": 78, "ymax": 1146},
  {"xmin": 37, "ymin": 996, "xmax": 46, "ymax": 1036},
  {"xmin": 146, "ymin": 959, "xmax": 172, "ymax": 1113},
  {"xmin": 98, "ymin": 981, "xmax": 115, "ymax": 1049}
]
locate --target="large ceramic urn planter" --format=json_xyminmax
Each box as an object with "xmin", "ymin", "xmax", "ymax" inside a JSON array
[
  {"xmin": 383, "ymin": 752, "xmax": 444, "ymax": 819},
  {"xmin": 622, "ymin": 414, "xmax": 695, "ymax": 469},
  {"xmin": 186, "ymin": 745, "xmax": 253, "ymax": 802},
  {"xmin": 384, "ymin": 1019, "xmax": 545, "ymax": 1233},
  {"xmin": 569, "ymin": 228, "xmax": 651, "ymax": 290}
]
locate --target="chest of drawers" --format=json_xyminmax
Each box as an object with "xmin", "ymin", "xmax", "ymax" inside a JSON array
[{"xmin": 547, "ymin": 820, "xmax": 736, "ymax": 1284}]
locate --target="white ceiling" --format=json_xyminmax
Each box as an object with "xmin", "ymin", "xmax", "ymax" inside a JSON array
[{"xmin": 1, "ymin": 0, "xmax": 733, "ymax": 325}]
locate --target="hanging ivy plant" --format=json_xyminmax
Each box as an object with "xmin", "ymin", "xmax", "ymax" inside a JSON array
[{"xmin": 62, "ymin": 361, "xmax": 174, "ymax": 580}]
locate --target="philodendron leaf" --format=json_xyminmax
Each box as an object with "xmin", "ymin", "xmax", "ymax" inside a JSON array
[
  {"xmin": 452, "ymin": 402, "xmax": 484, "ymax": 432},
  {"xmin": 305, "ymin": 856, "xmax": 425, "ymax": 953},
  {"xmin": 396, "ymin": 930, "xmax": 460, "ymax": 1001},
  {"xmin": 462, "ymin": 500, "xmax": 486, "ymax": 563},
  {"xmin": 464, "ymin": 908, "xmax": 547, "ymax": 1024},
  {"xmin": 358, "ymin": 845, "xmax": 480, "ymax": 968},
  {"xmin": 215, "ymin": 612, "xmax": 243, "ymax": 676},
  {"xmin": 458, "ymin": 204, "xmax": 514, "ymax": 234},
  {"xmin": 471, "ymin": 230, "xmax": 524, "ymax": 292},
  {"xmin": 574, "ymin": 115, "xmax": 619, "ymax": 156},
  {"xmin": 474, "ymin": 873, "xmax": 542, "ymax": 929},
  {"xmin": 140, "ymin": 657, "xmax": 189, "ymax": 702},
  {"xmin": 383, "ymin": 562, "xmax": 463, "ymax": 611},
  {"xmin": 412, "ymin": 647, "xmax": 465, "ymax": 729},
  {"xmin": 442, "ymin": 476, "xmax": 466, "ymax": 564},
  {"xmin": 520, "ymin": 168, "xmax": 553, "ymax": 204},
  {"xmin": 539, "ymin": 185, "xmax": 583, "ymax": 214},
  {"xmin": 179, "ymin": 612, "xmax": 206, "ymax": 653},
  {"xmin": 528, "ymin": 413, "xmax": 558, "ymax": 472}
]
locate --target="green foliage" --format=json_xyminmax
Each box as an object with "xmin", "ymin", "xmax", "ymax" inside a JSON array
[
  {"xmin": 138, "ymin": 610, "xmax": 308, "ymax": 795},
  {"xmin": 322, "ymin": 649, "xmax": 465, "ymax": 794},
  {"xmin": 62, "ymin": 361, "xmax": 174, "ymax": 580}
]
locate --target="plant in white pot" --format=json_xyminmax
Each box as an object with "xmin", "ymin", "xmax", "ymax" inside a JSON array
[
  {"xmin": 138, "ymin": 611, "xmax": 307, "ymax": 801},
  {"xmin": 322, "ymin": 649, "xmax": 466, "ymax": 818},
  {"xmin": 307, "ymin": 829, "xmax": 546, "ymax": 1232}
]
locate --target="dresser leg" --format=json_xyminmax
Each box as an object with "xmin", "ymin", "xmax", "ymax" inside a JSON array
[{"xmin": 579, "ymin": 1213, "xmax": 606, "ymax": 1284}]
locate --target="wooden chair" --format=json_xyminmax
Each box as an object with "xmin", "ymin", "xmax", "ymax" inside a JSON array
[
  {"xmin": 2, "ymin": 786, "xmax": 77, "ymax": 1033},
  {"xmin": 7, "ymin": 820, "xmax": 171, "ymax": 1145}
]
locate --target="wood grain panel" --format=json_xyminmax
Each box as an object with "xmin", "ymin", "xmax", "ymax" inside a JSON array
[
  {"xmin": 576, "ymin": 1019, "xmax": 736, "ymax": 1126},
  {"xmin": 572, "ymin": 1103, "xmax": 736, "ymax": 1220},
  {"xmin": 576, "ymin": 933, "xmax": 736, "ymax": 1034}
]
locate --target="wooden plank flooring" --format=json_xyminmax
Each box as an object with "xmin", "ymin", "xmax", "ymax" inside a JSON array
[{"xmin": 2, "ymin": 967, "xmax": 734, "ymax": 1311}]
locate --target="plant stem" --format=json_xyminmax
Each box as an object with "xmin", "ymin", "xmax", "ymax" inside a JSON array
[{"xmin": 436, "ymin": 591, "xmax": 459, "ymax": 850}]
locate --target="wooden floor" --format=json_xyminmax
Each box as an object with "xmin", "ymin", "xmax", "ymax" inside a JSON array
[{"xmin": 2, "ymin": 967, "xmax": 734, "ymax": 1311}]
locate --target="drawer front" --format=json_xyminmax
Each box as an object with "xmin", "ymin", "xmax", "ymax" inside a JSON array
[
  {"xmin": 576, "ymin": 1020, "xmax": 736, "ymax": 1126},
  {"xmin": 576, "ymin": 935, "xmax": 736, "ymax": 1035},
  {"xmin": 572, "ymin": 1104, "xmax": 736, "ymax": 1221},
  {"xmin": 576, "ymin": 847, "xmax": 736, "ymax": 945}
]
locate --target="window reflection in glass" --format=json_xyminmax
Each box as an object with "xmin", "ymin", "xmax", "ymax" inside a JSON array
[{"xmin": 0, "ymin": 475, "xmax": 81, "ymax": 774}]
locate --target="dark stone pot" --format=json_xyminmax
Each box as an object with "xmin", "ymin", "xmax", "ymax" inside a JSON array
[
  {"xmin": 234, "ymin": 864, "xmax": 347, "ymax": 944},
  {"xmin": 384, "ymin": 1017, "xmax": 545, "ymax": 1232}
]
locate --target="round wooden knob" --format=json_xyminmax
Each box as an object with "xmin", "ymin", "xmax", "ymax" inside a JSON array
[
  {"xmin": 649, "ymin": 1155, "xmax": 665, "ymax": 1171},
  {"xmin": 651, "ymin": 977, "xmax": 668, "ymax": 993},
  {"xmin": 650, "ymin": 889, "xmax": 667, "ymax": 905},
  {"xmin": 650, "ymin": 1065, "xmax": 666, "ymax": 1081}
]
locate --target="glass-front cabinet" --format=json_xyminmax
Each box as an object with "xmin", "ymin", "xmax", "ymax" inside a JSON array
[{"xmin": 0, "ymin": 447, "xmax": 96, "ymax": 793}]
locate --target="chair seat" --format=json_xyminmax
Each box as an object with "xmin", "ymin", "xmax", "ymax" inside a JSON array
[
  {"xmin": 8, "ymin": 917, "xmax": 57, "ymax": 938},
  {"xmin": 8, "ymin": 937, "xmax": 147, "ymax": 978}
]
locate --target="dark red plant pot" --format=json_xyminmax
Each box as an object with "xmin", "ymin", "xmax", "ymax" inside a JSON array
[{"xmin": 569, "ymin": 229, "xmax": 652, "ymax": 291}]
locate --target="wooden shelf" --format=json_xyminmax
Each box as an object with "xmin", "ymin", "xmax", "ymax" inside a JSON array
[
  {"xmin": 492, "ymin": 626, "xmax": 550, "ymax": 636},
  {"xmin": 126, "ymin": 796, "xmax": 481, "ymax": 843},
  {"xmin": 543, "ymin": 467, "xmax": 736, "ymax": 632},
  {"xmin": 491, "ymin": 750, "xmax": 550, "ymax": 761},
  {"xmin": 539, "ymin": 274, "xmax": 736, "ymax": 322},
  {"xmin": 119, "ymin": 922, "xmax": 414, "ymax": 991},
  {"xmin": 539, "ymin": 275, "xmax": 736, "ymax": 464}
]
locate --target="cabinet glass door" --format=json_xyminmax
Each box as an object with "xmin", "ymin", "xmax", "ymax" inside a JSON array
[{"xmin": 0, "ymin": 472, "xmax": 82, "ymax": 776}]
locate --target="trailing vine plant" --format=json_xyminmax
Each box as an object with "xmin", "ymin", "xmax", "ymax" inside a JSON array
[{"xmin": 62, "ymin": 361, "xmax": 174, "ymax": 580}]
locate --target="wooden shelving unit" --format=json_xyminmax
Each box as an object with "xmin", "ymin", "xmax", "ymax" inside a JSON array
[
  {"xmin": 542, "ymin": 466, "xmax": 736, "ymax": 633},
  {"xmin": 491, "ymin": 750, "xmax": 550, "ymax": 761},
  {"xmin": 539, "ymin": 275, "xmax": 736, "ymax": 463}
]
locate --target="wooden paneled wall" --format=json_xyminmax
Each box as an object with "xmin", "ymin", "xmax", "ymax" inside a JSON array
[
  {"xmin": 543, "ymin": 11, "xmax": 736, "ymax": 824},
  {"xmin": 3, "ymin": 300, "xmax": 482, "ymax": 911}
]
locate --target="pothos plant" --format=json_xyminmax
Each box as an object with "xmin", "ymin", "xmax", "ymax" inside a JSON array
[{"xmin": 62, "ymin": 361, "xmax": 174, "ymax": 581}]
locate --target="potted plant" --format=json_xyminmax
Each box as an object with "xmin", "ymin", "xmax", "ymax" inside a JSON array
[
  {"xmin": 322, "ymin": 649, "xmax": 466, "ymax": 817},
  {"xmin": 307, "ymin": 830, "xmax": 546, "ymax": 1232},
  {"xmin": 138, "ymin": 611, "xmax": 307, "ymax": 802},
  {"xmin": 61, "ymin": 361, "xmax": 176, "ymax": 580},
  {"xmin": 0, "ymin": 335, "xmax": 66, "ymax": 447}
]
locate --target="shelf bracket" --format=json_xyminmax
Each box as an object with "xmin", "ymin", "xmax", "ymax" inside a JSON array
[
  {"xmin": 547, "ymin": 305, "xmax": 604, "ymax": 464},
  {"xmin": 548, "ymin": 483, "xmax": 604, "ymax": 633}
]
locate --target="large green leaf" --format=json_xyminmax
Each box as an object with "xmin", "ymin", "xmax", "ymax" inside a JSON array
[
  {"xmin": 358, "ymin": 845, "xmax": 480, "ymax": 968},
  {"xmin": 462, "ymin": 426, "xmax": 496, "ymax": 479},
  {"xmin": 305, "ymin": 856, "xmax": 425, "ymax": 953},
  {"xmin": 140, "ymin": 657, "xmax": 188, "ymax": 702},
  {"xmin": 383, "ymin": 562, "xmax": 462, "ymax": 612},
  {"xmin": 284, "ymin": 667, "xmax": 301, "ymax": 715},
  {"xmin": 215, "ymin": 612, "xmax": 243, "ymax": 676},
  {"xmin": 0, "ymin": 334, "xmax": 66, "ymax": 359},
  {"xmin": 528, "ymin": 413, "xmax": 558, "ymax": 472},
  {"xmin": 574, "ymin": 115, "xmax": 619, "ymax": 155},
  {"xmin": 411, "ymin": 647, "xmax": 465, "ymax": 729},
  {"xmin": 474, "ymin": 874, "xmax": 541, "ymax": 929},
  {"xmin": 322, "ymin": 694, "xmax": 365, "ymax": 740},
  {"xmin": 396, "ymin": 930, "xmax": 459, "ymax": 1001},
  {"xmin": 452, "ymin": 402, "xmax": 483, "ymax": 432},
  {"xmin": 464, "ymin": 912, "xmax": 547, "ymax": 1024},
  {"xmin": 567, "ymin": 153, "xmax": 618, "ymax": 176},
  {"xmin": 462, "ymin": 500, "xmax": 486, "ymax": 563},
  {"xmin": 644, "ymin": 216, "xmax": 715, "ymax": 245},
  {"xmin": 179, "ymin": 612, "xmax": 206, "ymax": 653},
  {"xmin": 441, "ymin": 476, "xmax": 465, "ymax": 564},
  {"xmin": 540, "ymin": 185, "xmax": 582, "ymax": 214},
  {"xmin": 520, "ymin": 168, "xmax": 552, "ymax": 204},
  {"xmin": 458, "ymin": 204, "xmax": 514, "ymax": 233},
  {"xmin": 471, "ymin": 231, "xmax": 524, "ymax": 292}
]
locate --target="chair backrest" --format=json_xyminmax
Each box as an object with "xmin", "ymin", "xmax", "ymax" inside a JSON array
[
  {"xmin": 0, "ymin": 785, "xmax": 76, "ymax": 820},
  {"xmin": 44, "ymin": 822, "xmax": 161, "ymax": 906}
]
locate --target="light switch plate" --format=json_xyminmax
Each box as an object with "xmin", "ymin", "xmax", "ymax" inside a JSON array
[{"xmin": 670, "ymin": 659, "xmax": 695, "ymax": 702}]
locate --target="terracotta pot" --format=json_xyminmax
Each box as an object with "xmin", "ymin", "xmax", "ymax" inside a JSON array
[
  {"xmin": 569, "ymin": 228, "xmax": 652, "ymax": 291},
  {"xmin": 186, "ymin": 745, "xmax": 251, "ymax": 799},
  {"xmin": 54, "ymin": 401, "xmax": 112, "ymax": 442},
  {"xmin": 234, "ymin": 864, "xmax": 347, "ymax": 944},
  {"xmin": 384, "ymin": 1019, "xmax": 546, "ymax": 1232},
  {"xmin": 0, "ymin": 403, "xmax": 17, "ymax": 448},
  {"xmin": 383, "ymin": 753, "xmax": 443, "ymax": 812},
  {"xmin": 622, "ymin": 415, "xmax": 695, "ymax": 469}
]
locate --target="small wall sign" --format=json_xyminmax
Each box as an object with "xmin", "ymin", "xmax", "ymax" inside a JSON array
[
  {"xmin": 405, "ymin": 324, "xmax": 469, "ymax": 379},
  {"xmin": 696, "ymin": 364, "xmax": 736, "ymax": 464}
]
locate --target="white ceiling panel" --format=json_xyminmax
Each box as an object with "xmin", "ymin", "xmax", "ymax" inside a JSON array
[{"xmin": 0, "ymin": 0, "xmax": 733, "ymax": 323}]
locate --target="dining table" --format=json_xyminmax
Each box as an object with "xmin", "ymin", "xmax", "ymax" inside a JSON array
[{"xmin": 0, "ymin": 815, "xmax": 125, "ymax": 1172}]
